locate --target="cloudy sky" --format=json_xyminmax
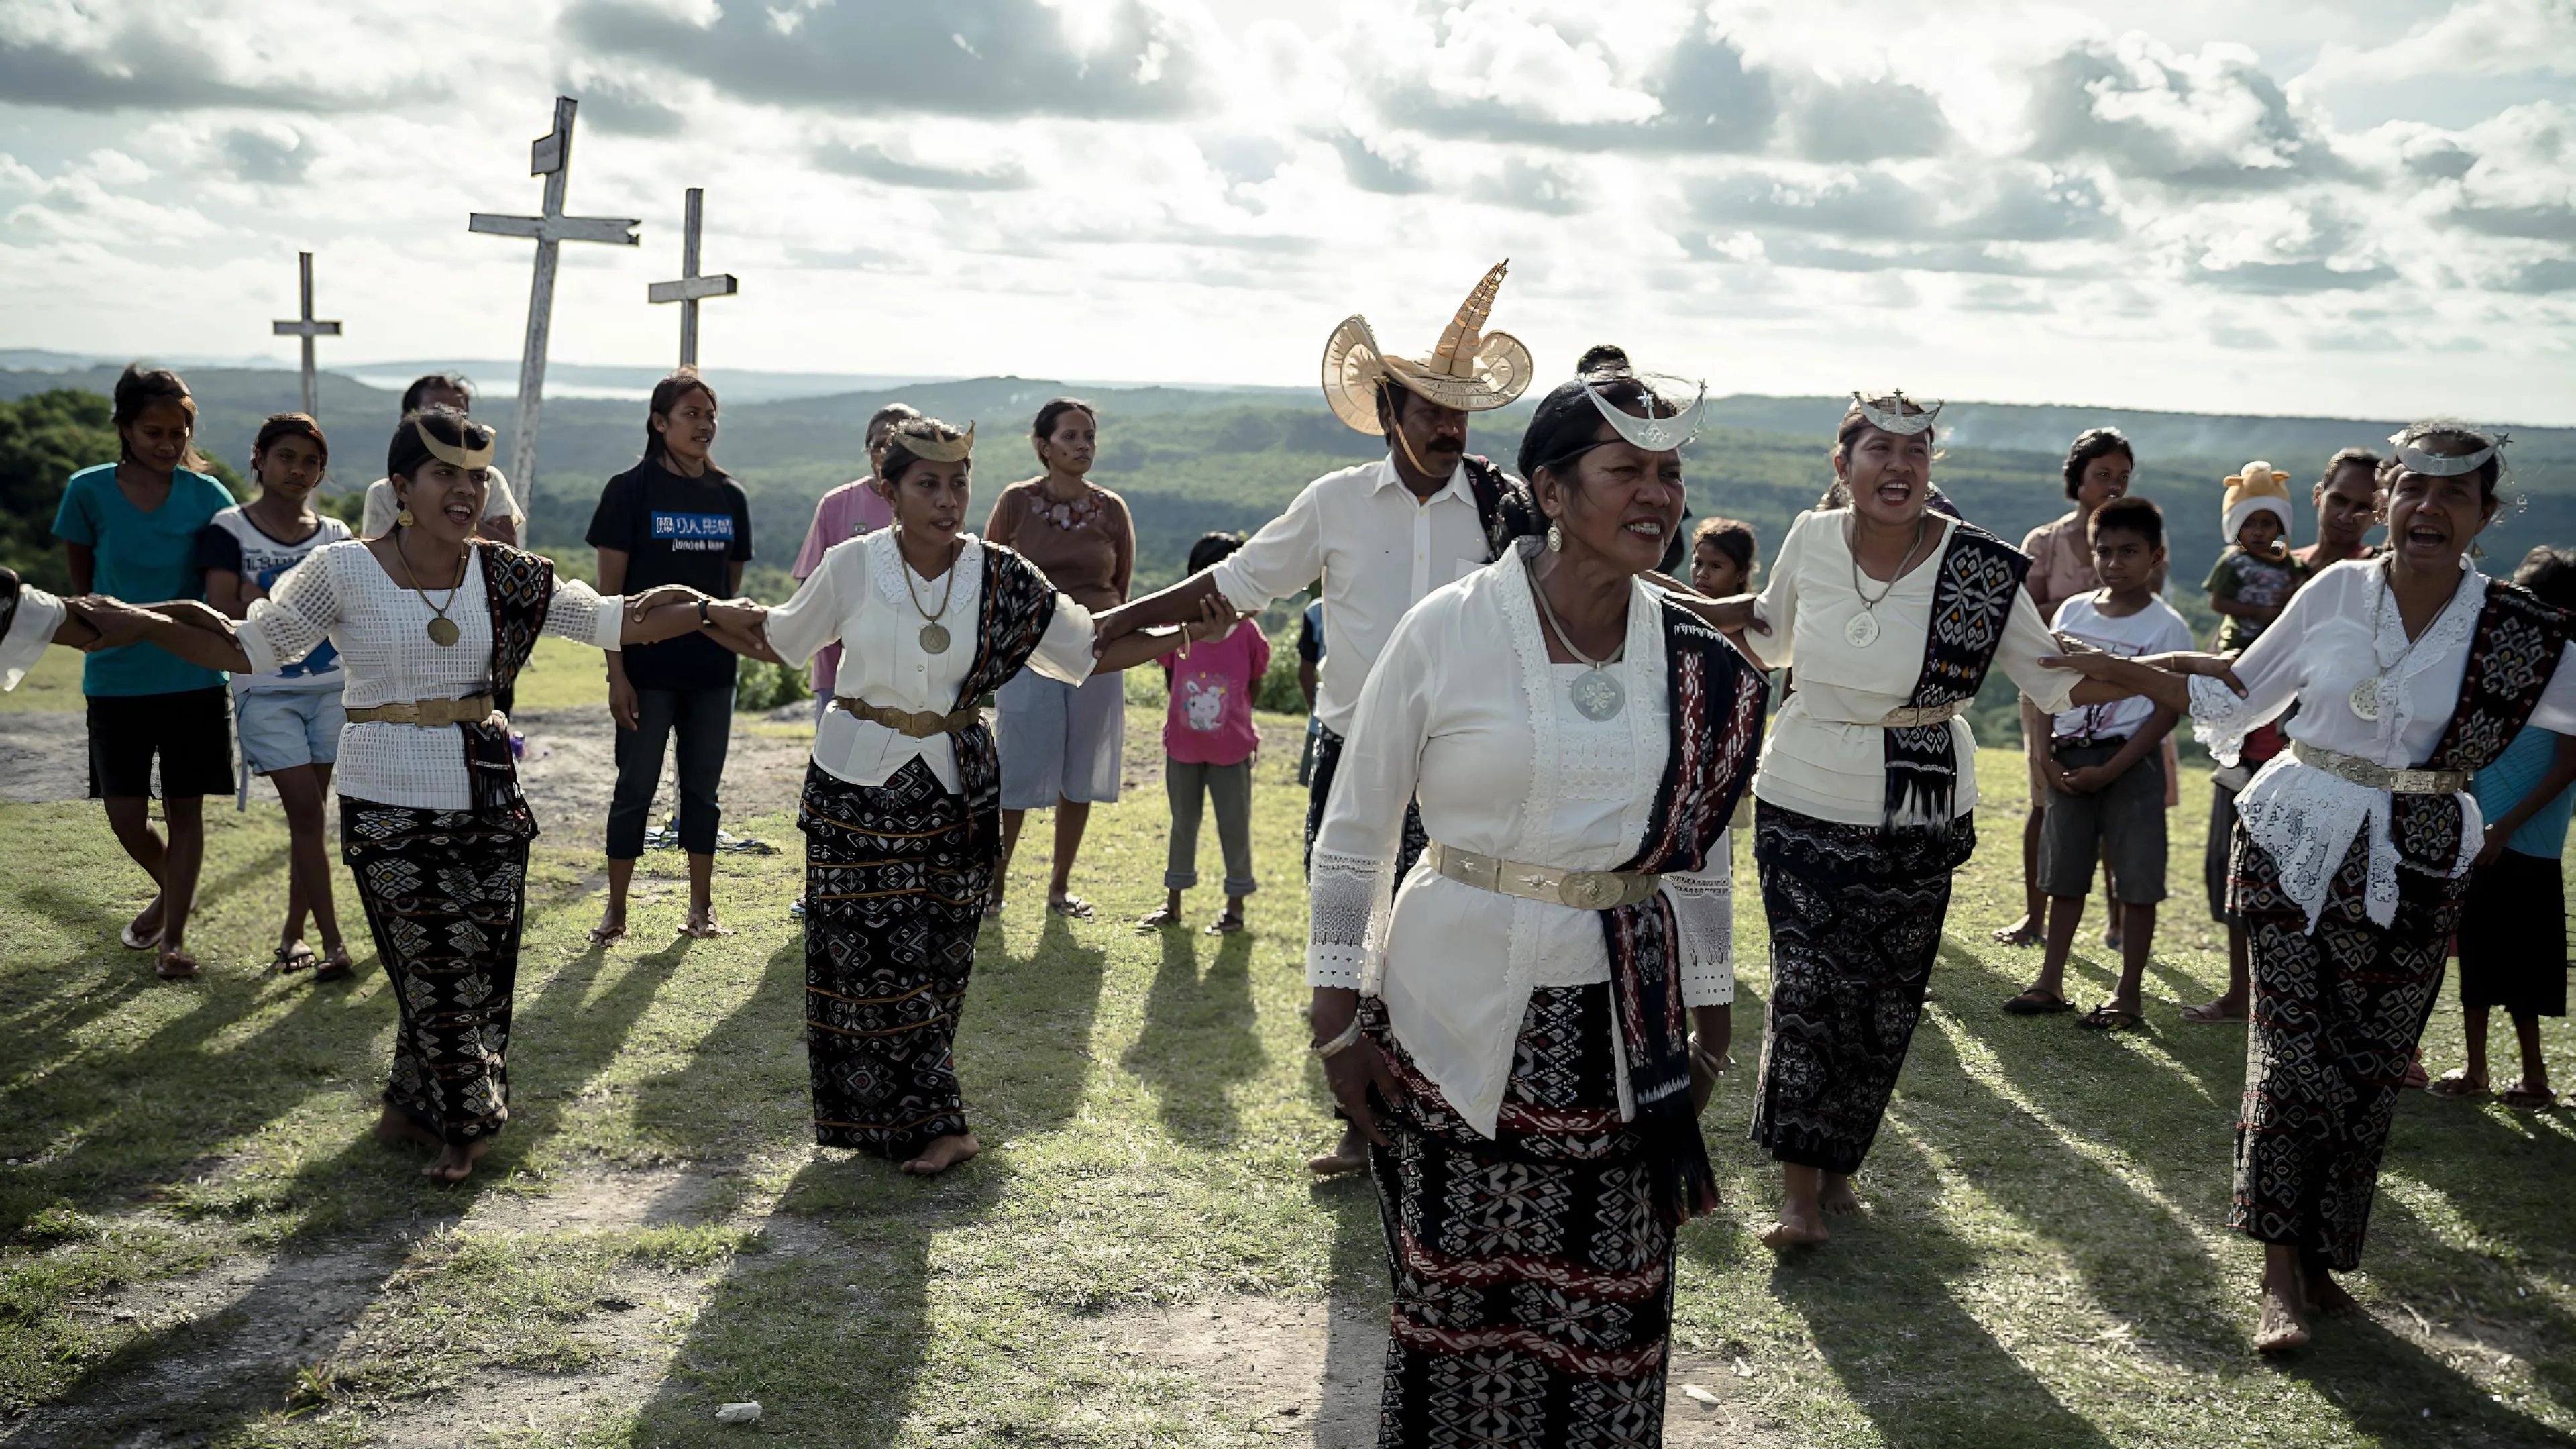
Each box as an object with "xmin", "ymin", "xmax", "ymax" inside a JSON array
[{"xmin": 1, "ymin": 0, "xmax": 2571, "ymax": 423}]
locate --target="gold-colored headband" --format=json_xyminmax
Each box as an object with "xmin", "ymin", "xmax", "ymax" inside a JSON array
[
  {"xmin": 891, "ymin": 421, "xmax": 975, "ymax": 463},
  {"xmin": 417, "ymin": 425, "xmax": 496, "ymax": 472}
]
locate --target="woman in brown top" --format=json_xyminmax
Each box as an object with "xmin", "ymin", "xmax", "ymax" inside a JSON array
[{"xmin": 983, "ymin": 397, "xmax": 1136, "ymax": 918}]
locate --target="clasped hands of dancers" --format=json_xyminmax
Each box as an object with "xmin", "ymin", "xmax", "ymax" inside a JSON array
[{"xmin": 4, "ymin": 259, "xmax": 2561, "ymax": 1437}]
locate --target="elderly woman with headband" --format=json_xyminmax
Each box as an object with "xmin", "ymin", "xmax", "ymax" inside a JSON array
[
  {"xmin": 2045, "ymin": 420, "xmax": 2576, "ymax": 1356},
  {"xmin": 1309, "ymin": 352, "xmax": 1765, "ymax": 1442},
  {"xmin": 71, "ymin": 407, "xmax": 731, "ymax": 1183},
  {"xmin": 674, "ymin": 417, "xmax": 1218, "ymax": 1177},
  {"xmin": 1699, "ymin": 392, "xmax": 2141, "ymax": 1252}
]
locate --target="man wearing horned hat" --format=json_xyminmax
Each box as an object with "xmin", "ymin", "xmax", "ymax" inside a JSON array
[{"xmin": 1093, "ymin": 262, "xmax": 1538, "ymax": 1176}]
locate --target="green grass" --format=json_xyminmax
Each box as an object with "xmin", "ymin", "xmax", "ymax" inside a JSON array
[{"xmin": 2, "ymin": 700, "xmax": 2572, "ymax": 1445}]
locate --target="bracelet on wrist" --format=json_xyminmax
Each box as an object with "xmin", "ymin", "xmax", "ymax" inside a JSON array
[{"xmin": 1311, "ymin": 1016, "xmax": 1364, "ymax": 1059}]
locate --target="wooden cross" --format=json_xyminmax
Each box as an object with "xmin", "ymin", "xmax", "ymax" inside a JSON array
[
  {"xmin": 649, "ymin": 188, "xmax": 737, "ymax": 368},
  {"xmin": 468, "ymin": 95, "xmax": 640, "ymax": 508},
  {"xmin": 270, "ymin": 251, "xmax": 340, "ymax": 421}
]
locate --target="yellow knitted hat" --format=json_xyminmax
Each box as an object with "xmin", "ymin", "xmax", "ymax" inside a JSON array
[{"xmin": 2222, "ymin": 460, "xmax": 2294, "ymax": 545}]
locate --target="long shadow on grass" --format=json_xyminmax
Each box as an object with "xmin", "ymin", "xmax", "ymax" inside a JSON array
[
  {"xmin": 1931, "ymin": 940, "xmax": 2576, "ymax": 1441},
  {"xmin": 627, "ymin": 934, "xmax": 810, "ymax": 1159},
  {"xmin": 1120, "ymin": 925, "xmax": 1260, "ymax": 1146},
  {"xmin": 966, "ymin": 912, "xmax": 1110, "ymax": 1142},
  {"xmin": 1313, "ymin": 1166, "xmax": 1396, "ymax": 1443},
  {"xmin": 631, "ymin": 1155, "xmax": 983, "ymax": 1446}
]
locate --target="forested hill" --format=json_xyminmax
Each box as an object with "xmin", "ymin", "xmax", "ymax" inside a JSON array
[{"xmin": 3, "ymin": 364, "xmax": 2569, "ymax": 615}]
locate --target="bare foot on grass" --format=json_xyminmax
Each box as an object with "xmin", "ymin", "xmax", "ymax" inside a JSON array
[
  {"xmin": 372, "ymin": 1104, "xmax": 443, "ymax": 1152},
  {"xmin": 1819, "ymin": 1175, "xmax": 1862, "ymax": 1216},
  {"xmin": 1761, "ymin": 1201, "xmax": 1829, "ymax": 1248},
  {"xmin": 2302, "ymin": 1265, "xmax": 2360, "ymax": 1318},
  {"xmin": 679, "ymin": 908, "xmax": 733, "ymax": 939},
  {"xmin": 1137, "ymin": 904, "xmax": 1183, "ymax": 930},
  {"xmin": 2255, "ymin": 1283, "xmax": 2311, "ymax": 1354},
  {"xmin": 899, "ymin": 1132, "xmax": 981, "ymax": 1176},
  {"xmin": 423, "ymin": 1139, "xmax": 492, "ymax": 1183},
  {"xmin": 2180, "ymin": 996, "xmax": 2247, "ymax": 1024},
  {"xmin": 1990, "ymin": 915, "xmax": 2043, "ymax": 947},
  {"xmin": 1307, "ymin": 1122, "xmax": 1368, "ymax": 1178}
]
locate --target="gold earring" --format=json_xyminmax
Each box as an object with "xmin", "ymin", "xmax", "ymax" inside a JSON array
[
  {"xmin": 1546, "ymin": 523, "xmax": 1564, "ymax": 553},
  {"xmin": 396, "ymin": 505, "xmax": 415, "ymax": 528}
]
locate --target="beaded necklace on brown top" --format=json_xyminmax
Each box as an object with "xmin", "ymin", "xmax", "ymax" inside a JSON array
[{"xmin": 1030, "ymin": 482, "xmax": 1104, "ymax": 531}]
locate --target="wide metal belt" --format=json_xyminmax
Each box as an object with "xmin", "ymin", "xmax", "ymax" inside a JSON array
[
  {"xmin": 833, "ymin": 696, "xmax": 981, "ymax": 739},
  {"xmin": 345, "ymin": 694, "xmax": 497, "ymax": 727},
  {"xmin": 2289, "ymin": 740, "xmax": 2467, "ymax": 796},
  {"xmin": 1879, "ymin": 700, "xmax": 1967, "ymax": 729},
  {"xmin": 1428, "ymin": 841, "xmax": 1661, "ymax": 911}
]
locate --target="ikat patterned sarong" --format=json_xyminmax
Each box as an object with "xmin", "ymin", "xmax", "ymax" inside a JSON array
[
  {"xmin": 2229, "ymin": 827, "xmax": 2465, "ymax": 1271},
  {"xmin": 341, "ymin": 797, "xmax": 539, "ymax": 1145},
  {"xmin": 798, "ymin": 757, "xmax": 987, "ymax": 1159},
  {"xmin": 1367, "ymin": 985, "xmax": 1677, "ymax": 1449},
  {"xmin": 1750, "ymin": 801, "xmax": 1974, "ymax": 1176}
]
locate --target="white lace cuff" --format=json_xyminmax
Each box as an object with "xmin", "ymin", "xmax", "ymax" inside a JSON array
[
  {"xmin": 2188, "ymin": 674, "xmax": 2253, "ymax": 768},
  {"xmin": 1667, "ymin": 840, "xmax": 1734, "ymax": 1007},
  {"xmin": 1307, "ymin": 848, "xmax": 1391, "ymax": 990}
]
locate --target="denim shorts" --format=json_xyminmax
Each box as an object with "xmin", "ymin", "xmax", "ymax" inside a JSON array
[{"xmin": 236, "ymin": 688, "xmax": 345, "ymax": 774}]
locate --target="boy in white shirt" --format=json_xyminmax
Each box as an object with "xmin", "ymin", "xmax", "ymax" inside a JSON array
[{"xmin": 2005, "ymin": 496, "xmax": 2194, "ymax": 1030}]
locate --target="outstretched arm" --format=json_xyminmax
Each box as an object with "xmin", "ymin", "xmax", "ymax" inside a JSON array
[{"xmin": 78, "ymin": 597, "xmax": 255, "ymax": 674}]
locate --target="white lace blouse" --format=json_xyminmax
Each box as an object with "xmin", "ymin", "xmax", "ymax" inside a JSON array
[
  {"xmin": 1750, "ymin": 509, "xmax": 2079, "ymax": 826},
  {"xmin": 760, "ymin": 529, "xmax": 1099, "ymax": 792},
  {"xmin": 235, "ymin": 542, "xmax": 626, "ymax": 810},
  {"xmin": 2188, "ymin": 557, "xmax": 2576, "ymax": 929},
  {"xmin": 1307, "ymin": 543, "xmax": 1734, "ymax": 1138}
]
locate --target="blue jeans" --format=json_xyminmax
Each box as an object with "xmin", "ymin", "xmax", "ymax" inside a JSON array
[{"xmin": 606, "ymin": 686, "xmax": 733, "ymax": 859}]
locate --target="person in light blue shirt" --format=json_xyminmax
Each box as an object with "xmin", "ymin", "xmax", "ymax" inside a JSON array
[
  {"xmin": 50, "ymin": 364, "xmax": 236, "ymax": 979},
  {"xmin": 2435, "ymin": 546, "xmax": 2576, "ymax": 1110}
]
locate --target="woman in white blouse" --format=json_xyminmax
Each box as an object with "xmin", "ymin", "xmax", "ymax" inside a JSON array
[
  {"xmin": 73, "ymin": 408, "xmax": 727, "ymax": 1183},
  {"xmin": 2045, "ymin": 421, "xmax": 2576, "ymax": 1355},
  {"xmin": 681, "ymin": 418, "xmax": 1207, "ymax": 1178},
  {"xmin": 1713, "ymin": 392, "xmax": 2130, "ymax": 1252},
  {"xmin": 1309, "ymin": 359, "xmax": 1765, "ymax": 1443}
]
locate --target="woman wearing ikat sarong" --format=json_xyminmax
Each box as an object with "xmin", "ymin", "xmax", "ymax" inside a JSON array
[
  {"xmin": 1309, "ymin": 360, "xmax": 1765, "ymax": 1447},
  {"xmin": 2047, "ymin": 421, "xmax": 2576, "ymax": 1356},
  {"xmin": 1707, "ymin": 392, "xmax": 2133, "ymax": 1251},
  {"xmin": 686, "ymin": 417, "xmax": 1214, "ymax": 1177},
  {"xmin": 69, "ymin": 409, "xmax": 727, "ymax": 1183}
]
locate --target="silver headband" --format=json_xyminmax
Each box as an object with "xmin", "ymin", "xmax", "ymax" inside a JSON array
[
  {"xmin": 2387, "ymin": 429, "xmax": 2503, "ymax": 478},
  {"xmin": 1854, "ymin": 390, "xmax": 1943, "ymax": 435},
  {"xmin": 1585, "ymin": 372, "xmax": 1705, "ymax": 452}
]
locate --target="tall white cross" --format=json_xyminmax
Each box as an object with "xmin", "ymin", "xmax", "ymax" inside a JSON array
[
  {"xmin": 649, "ymin": 187, "xmax": 737, "ymax": 368},
  {"xmin": 468, "ymin": 95, "xmax": 640, "ymax": 509},
  {"xmin": 270, "ymin": 251, "xmax": 340, "ymax": 420}
]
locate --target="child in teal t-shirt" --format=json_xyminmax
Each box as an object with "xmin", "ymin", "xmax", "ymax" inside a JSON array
[{"xmin": 48, "ymin": 364, "xmax": 237, "ymax": 981}]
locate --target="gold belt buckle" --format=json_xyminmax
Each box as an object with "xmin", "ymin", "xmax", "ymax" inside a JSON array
[{"xmin": 1558, "ymin": 871, "xmax": 1627, "ymax": 910}]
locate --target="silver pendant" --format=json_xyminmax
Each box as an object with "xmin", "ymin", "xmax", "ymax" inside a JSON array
[
  {"xmin": 1570, "ymin": 668, "xmax": 1625, "ymax": 721},
  {"xmin": 919, "ymin": 622, "xmax": 952, "ymax": 655},
  {"xmin": 425, "ymin": 617, "xmax": 460, "ymax": 647},
  {"xmin": 1845, "ymin": 611, "xmax": 1881, "ymax": 648},
  {"xmin": 2349, "ymin": 676, "xmax": 2385, "ymax": 722}
]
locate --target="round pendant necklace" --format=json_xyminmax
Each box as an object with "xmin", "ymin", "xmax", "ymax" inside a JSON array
[
  {"xmin": 394, "ymin": 529, "xmax": 470, "ymax": 647},
  {"xmin": 1844, "ymin": 515, "xmax": 1927, "ymax": 649},
  {"xmin": 1529, "ymin": 570, "xmax": 1626, "ymax": 721},
  {"xmin": 898, "ymin": 531, "xmax": 962, "ymax": 655}
]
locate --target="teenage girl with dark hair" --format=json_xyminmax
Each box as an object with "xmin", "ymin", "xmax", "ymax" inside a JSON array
[
  {"xmin": 200, "ymin": 413, "xmax": 356, "ymax": 978},
  {"xmin": 983, "ymin": 397, "xmax": 1135, "ymax": 918},
  {"xmin": 584, "ymin": 368, "xmax": 755, "ymax": 943},
  {"xmin": 74, "ymin": 407, "xmax": 731, "ymax": 1181},
  {"xmin": 50, "ymin": 364, "xmax": 239, "ymax": 980}
]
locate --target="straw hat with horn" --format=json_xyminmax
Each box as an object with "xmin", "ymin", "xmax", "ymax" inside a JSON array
[{"xmin": 1321, "ymin": 261, "xmax": 1536, "ymax": 436}]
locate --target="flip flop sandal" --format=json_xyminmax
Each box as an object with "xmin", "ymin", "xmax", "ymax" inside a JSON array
[
  {"xmin": 1205, "ymin": 915, "xmax": 1245, "ymax": 936},
  {"xmin": 2498, "ymin": 1081, "xmax": 2557, "ymax": 1110},
  {"xmin": 2077, "ymin": 1005, "xmax": 2143, "ymax": 1031},
  {"xmin": 154, "ymin": 951, "xmax": 200, "ymax": 981},
  {"xmin": 121, "ymin": 921, "xmax": 163, "ymax": 951},
  {"xmin": 678, "ymin": 918, "xmax": 735, "ymax": 939},
  {"xmin": 313, "ymin": 950, "xmax": 356, "ymax": 983},
  {"xmin": 982, "ymin": 897, "xmax": 1006, "ymax": 919},
  {"xmin": 271, "ymin": 943, "xmax": 317, "ymax": 975},
  {"xmin": 2002, "ymin": 989, "xmax": 2074, "ymax": 1015},
  {"xmin": 2180, "ymin": 1001, "xmax": 2248, "ymax": 1024},
  {"xmin": 2424, "ymin": 1069, "xmax": 2489, "ymax": 1099},
  {"xmin": 1047, "ymin": 896, "xmax": 1095, "ymax": 920},
  {"xmin": 586, "ymin": 924, "xmax": 629, "ymax": 946}
]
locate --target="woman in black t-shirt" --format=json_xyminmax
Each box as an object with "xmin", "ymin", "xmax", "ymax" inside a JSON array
[{"xmin": 584, "ymin": 368, "xmax": 755, "ymax": 943}]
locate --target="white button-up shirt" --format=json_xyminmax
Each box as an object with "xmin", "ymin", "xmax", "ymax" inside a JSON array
[
  {"xmin": 2190, "ymin": 557, "xmax": 2576, "ymax": 929},
  {"xmin": 1208, "ymin": 456, "xmax": 1493, "ymax": 736},
  {"xmin": 1308, "ymin": 544, "xmax": 1734, "ymax": 1137},
  {"xmin": 761, "ymin": 529, "xmax": 1098, "ymax": 792},
  {"xmin": 1, "ymin": 584, "xmax": 66, "ymax": 691}
]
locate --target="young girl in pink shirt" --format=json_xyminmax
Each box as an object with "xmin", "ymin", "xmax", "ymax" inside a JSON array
[{"xmin": 1140, "ymin": 533, "xmax": 1271, "ymax": 934}]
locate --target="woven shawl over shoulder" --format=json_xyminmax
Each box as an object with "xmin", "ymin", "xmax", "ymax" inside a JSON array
[
  {"xmin": 466, "ymin": 542, "xmax": 556, "ymax": 815},
  {"xmin": 950, "ymin": 543, "xmax": 1061, "ymax": 853},
  {"xmin": 1883, "ymin": 521, "xmax": 2027, "ymax": 840},
  {"xmin": 2390, "ymin": 580, "xmax": 2573, "ymax": 874}
]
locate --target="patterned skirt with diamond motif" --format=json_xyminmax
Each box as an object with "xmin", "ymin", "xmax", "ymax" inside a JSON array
[
  {"xmin": 2228, "ymin": 825, "xmax": 2465, "ymax": 1271},
  {"xmin": 799, "ymin": 759, "xmax": 990, "ymax": 1160},
  {"xmin": 1366, "ymin": 984, "xmax": 1675, "ymax": 1449},
  {"xmin": 340, "ymin": 798, "xmax": 539, "ymax": 1146}
]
